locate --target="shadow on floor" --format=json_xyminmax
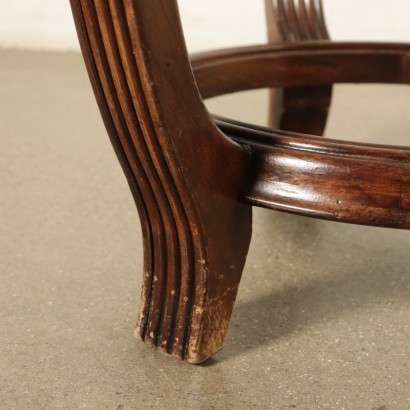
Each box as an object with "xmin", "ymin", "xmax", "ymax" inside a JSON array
[{"xmin": 222, "ymin": 211, "xmax": 410, "ymax": 361}]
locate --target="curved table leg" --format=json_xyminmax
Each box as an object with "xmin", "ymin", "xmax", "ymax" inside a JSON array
[
  {"xmin": 70, "ymin": 0, "xmax": 252, "ymax": 363},
  {"xmin": 70, "ymin": 0, "xmax": 410, "ymax": 364},
  {"xmin": 265, "ymin": 0, "xmax": 333, "ymax": 135}
]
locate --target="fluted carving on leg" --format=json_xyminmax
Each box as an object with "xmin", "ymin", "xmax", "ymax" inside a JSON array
[
  {"xmin": 70, "ymin": 0, "xmax": 252, "ymax": 363},
  {"xmin": 265, "ymin": 0, "xmax": 332, "ymax": 135}
]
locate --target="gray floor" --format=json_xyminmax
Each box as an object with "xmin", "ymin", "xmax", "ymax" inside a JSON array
[{"xmin": 1, "ymin": 49, "xmax": 410, "ymax": 409}]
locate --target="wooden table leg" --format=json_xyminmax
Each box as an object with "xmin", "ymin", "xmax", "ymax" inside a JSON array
[
  {"xmin": 70, "ymin": 0, "xmax": 252, "ymax": 363},
  {"xmin": 265, "ymin": 0, "xmax": 333, "ymax": 135}
]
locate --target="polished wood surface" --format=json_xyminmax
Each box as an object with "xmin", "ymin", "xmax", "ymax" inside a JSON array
[
  {"xmin": 70, "ymin": 0, "xmax": 251, "ymax": 363},
  {"xmin": 192, "ymin": 42, "xmax": 410, "ymax": 97},
  {"xmin": 70, "ymin": 0, "xmax": 410, "ymax": 363},
  {"xmin": 192, "ymin": 42, "xmax": 410, "ymax": 228},
  {"xmin": 218, "ymin": 116, "xmax": 410, "ymax": 228},
  {"xmin": 265, "ymin": 0, "xmax": 332, "ymax": 134}
]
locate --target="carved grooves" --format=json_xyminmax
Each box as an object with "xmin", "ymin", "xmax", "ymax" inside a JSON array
[
  {"xmin": 266, "ymin": 0, "xmax": 332, "ymax": 135},
  {"xmin": 272, "ymin": 0, "xmax": 330, "ymax": 42},
  {"xmin": 71, "ymin": 0, "xmax": 203, "ymax": 360}
]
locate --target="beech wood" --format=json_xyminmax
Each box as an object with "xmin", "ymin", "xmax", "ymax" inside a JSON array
[{"xmin": 70, "ymin": 0, "xmax": 410, "ymax": 363}]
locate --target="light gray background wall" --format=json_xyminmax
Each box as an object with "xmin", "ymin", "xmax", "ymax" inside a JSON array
[{"xmin": 1, "ymin": 1, "xmax": 410, "ymax": 52}]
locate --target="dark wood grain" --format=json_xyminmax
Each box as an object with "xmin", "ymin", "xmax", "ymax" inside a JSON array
[
  {"xmin": 218, "ymin": 117, "xmax": 410, "ymax": 229},
  {"xmin": 70, "ymin": 0, "xmax": 252, "ymax": 363},
  {"xmin": 70, "ymin": 0, "xmax": 410, "ymax": 363},
  {"xmin": 265, "ymin": 0, "xmax": 332, "ymax": 135},
  {"xmin": 192, "ymin": 42, "xmax": 410, "ymax": 228},
  {"xmin": 192, "ymin": 42, "xmax": 410, "ymax": 98}
]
